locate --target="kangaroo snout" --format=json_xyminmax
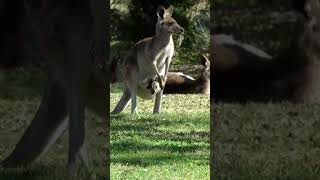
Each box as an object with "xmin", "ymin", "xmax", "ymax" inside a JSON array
[{"xmin": 176, "ymin": 26, "xmax": 184, "ymax": 34}]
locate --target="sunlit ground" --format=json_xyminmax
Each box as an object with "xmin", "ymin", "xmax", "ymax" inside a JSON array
[{"xmin": 110, "ymin": 84, "xmax": 210, "ymax": 179}]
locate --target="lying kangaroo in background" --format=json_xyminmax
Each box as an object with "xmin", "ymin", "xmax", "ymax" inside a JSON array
[
  {"xmin": 1, "ymin": 0, "xmax": 108, "ymax": 170},
  {"xmin": 112, "ymin": 5, "xmax": 184, "ymax": 114},
  {"xmin": 212, "ymin": 0, "xmax": 320, "ymax": 103},
  {"xmin": 111, "ymin": 54, "xmax": 210, "ymax": 95},
  {"xmin": 212, "ymin": 34, "xmax": 272, "ymax": 72},
  {"xmin": 164, "ymin": 55, "xmax": 210, "ymax": 94}
]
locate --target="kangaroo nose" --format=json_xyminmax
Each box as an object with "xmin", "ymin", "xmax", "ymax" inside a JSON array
[
  {"xmin": 180, "ymin": 27, "xmax": 185, "ymax": 34},
  {"xmin": 151, "ymin": 89, "xmax": 155, "ymax": 94}
]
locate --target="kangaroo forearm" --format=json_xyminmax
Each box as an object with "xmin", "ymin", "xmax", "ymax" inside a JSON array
[
  {"xmin": 164, "ymin": 58, "xmax": 171, "ymax": 77},
  {"xmin": 151, "ymin": 62, "xmax": 162, "ymax": 79}
]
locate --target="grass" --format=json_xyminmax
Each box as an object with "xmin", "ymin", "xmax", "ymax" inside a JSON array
[
  {"xmin": 110, "ymin": 84, "xmax": 210, "ymax": 179},
  {"xmin": 213, "ymin": 102, "xmax": 320, "ymax": 180},
  {"xmin": 0, "ymin": 67, "xmax": 210, "ymax": 179},
  {"xmin": 0, "ymin": 68, "xmax": 107, "ymax": 179}
]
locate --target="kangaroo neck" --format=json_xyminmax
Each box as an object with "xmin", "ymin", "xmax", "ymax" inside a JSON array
[
  {"xmin": 153, "ymin": 30, "xmax": 173, "ymax": 49},
  {"xmin": 197, "ymin": 73, "xmax": 209, "ymax": 84}
]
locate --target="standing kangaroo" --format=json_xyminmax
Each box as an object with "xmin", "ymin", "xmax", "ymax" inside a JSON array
[
  {"xmin": 112, "ymin": 5, "xmax": 184, "ymax": 114},
  {"xmin": 1, "ymin": 0, "xmax": 108, "ymax": 170},
  {"xmin": 212, "ymin": 0, "xmax": 320, "ymax": 103}
]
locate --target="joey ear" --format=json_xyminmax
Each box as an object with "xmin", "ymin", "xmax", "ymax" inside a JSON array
[
  {"xmin": 157, "ymin": 5, "xmax": 165, "ymax": 21},
  {"xmin": 164, "ymin": 5, "xmax": 174, "ymax": 18}
]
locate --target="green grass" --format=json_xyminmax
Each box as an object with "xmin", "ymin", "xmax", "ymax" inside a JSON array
[
  {"xmin": 213, "ymin": 103, "xmax": 320, "ymax": 180},
  {"xmin": 0, "ymin": 68, "xmax": 210, "ymax": 179},
  {"xmin": 0, "ymin": 68, "xmax": 107, "ymax": 179},
  {"xmin": 110, "ymin": 84, "xmax": 210, "ymax": 179}
]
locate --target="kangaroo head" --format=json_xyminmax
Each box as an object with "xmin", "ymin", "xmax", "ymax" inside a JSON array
[
  {"xmin": 145, "ymin": 77, "xmax": 160, "ymax": 95},
  {"xmin": 200, "ymin": 54, "xmax": 210, "ymax": 79},
  {"xmin": 299, "ymin": 0, "xmax": 320, "ymax": 55},
  {"xmin": 156, "ymin": 5, "xmax": 184, "ymax": 35}
]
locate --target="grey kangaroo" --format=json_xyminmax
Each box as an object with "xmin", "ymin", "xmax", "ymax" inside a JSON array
[
  {"xmin": 112, "ymin": 5, "xmax": 184, "ymax": 114},
  {"xmin": 1, "ymin": 0, "xmax": 108, "ymax": 171},
  {"xmin": 164, "ymin": 55, "xmax": 210, "ymax": 95}
]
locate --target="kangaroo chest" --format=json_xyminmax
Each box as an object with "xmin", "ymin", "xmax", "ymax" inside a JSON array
[{"xmin": 138, "ymin": 40, "xmax": 174, "ymax": 77}]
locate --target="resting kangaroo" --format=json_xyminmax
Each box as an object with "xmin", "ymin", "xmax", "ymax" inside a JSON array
[
  {"xmin": 212, "ymin": 0, "xmax": 320, "ymax": 103},
  {"xmin": 164, "ymin": 55, "xmax": 210, "ymax": 94},
  {"xmin": 112, "ymin": 5, "xmax": 184, "ymax": 114},
  {"xmin": 1, "ymin": 0, "xmax": 108, "ymax": 170}
]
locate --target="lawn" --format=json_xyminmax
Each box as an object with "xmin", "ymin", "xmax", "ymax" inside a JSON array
[
  {"xmin": 0, "ymin": 68, "xmax": 210, "ymax": 179},
  {"xmin": 110, "ymin": 84, "xmax": 210, "ymax": 179},
  {"xmin": 0, "ymin": 68, "xmax": 108, "ymax": 180},
  {"xmin": 212, "ymin": 102, "xmax": 320, "ymax": 180}
]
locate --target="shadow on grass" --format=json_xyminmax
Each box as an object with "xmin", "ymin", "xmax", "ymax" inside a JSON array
[
  {"xmin": 110, "ymin": 83, "xmax": 124, "ymax": 94},
  {"xmin": 213, "ymin": 103, "xmax": 320, "ymax": 179},
  {"xmin": 112, "ymin": 115, "xmax": 208, "ymax": 141},
  {"xmin": 213, "ymin": 159, "xmax": 320, "ymax": 180},
  {"xmin": 112, "ymin": 153, "xmax": 208, "ymax": 167},
  {"xmin": 112, "ymin": 139, "xmax": 208, "ymax": 154},
  {"xmin": 111, "ymin": 113, "xmax": 209, "ymax": 166},
  {"xmin": 112, "ymin": 114, "xmax": 207, "ymax": 128},
  {"xmin": 0, "ymin": 112, "xmax": 107, "ymax": 179},
  {"xmin": 0, "ymin": 164, "xmax": 105, "ymax": 180},
  {"xmin": 0, "ymin": 68, "xmax": 46, "ymax": 101}
]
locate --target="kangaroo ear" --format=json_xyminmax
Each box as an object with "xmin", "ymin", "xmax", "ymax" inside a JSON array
[
  {"xmin": 157, "ymin": 5, "xmax": 165, "ymax": 20},
  {"xmin": 304, "ymin": 0, "xmax": 320, "ymax": 19},
  {"xmin": 164, "ymin": 5, "xmax": 174, "ymax": 18},
  {"xmin": 200, "ymin": 54, "xmax": 209, "ymax": 68}
]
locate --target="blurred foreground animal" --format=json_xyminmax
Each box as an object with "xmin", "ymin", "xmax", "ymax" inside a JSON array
[
  {"xmin": 0, "ymin": 0, "xmax": 29, "ymax": 68},
  {"xmin": 212, "ymin": 0, "xmax": 320, "ymax": 103},
  {"xmin": 1, "ymin": 0, "xmax": 108, "ymax": 171}
]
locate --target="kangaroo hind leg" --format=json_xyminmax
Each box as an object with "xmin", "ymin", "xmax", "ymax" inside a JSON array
[
  {"xmin": 1, "ymin": 81, "xmax": 68, "ymax": 167},
  {"xmin": 111, "ymin": 87, "xmax": 131, "ymax": 114}
]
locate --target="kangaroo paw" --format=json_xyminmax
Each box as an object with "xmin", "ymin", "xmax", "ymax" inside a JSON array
[{"xmin": 159, "ymin": 76, "xmax": 165, "ymax": 89}]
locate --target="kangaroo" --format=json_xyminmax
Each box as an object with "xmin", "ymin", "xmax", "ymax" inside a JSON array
[
  {"xmin": 164, "ymin": 55, "xmax": 210, "ymax": 94},
  {"xmin": 111, "ymin": 5, "xmax": 184, "ymax": 114},
  {"xmin": 1, "ymin": 0, "xmax": 108, "ymax": 171},
  {"xmin": 0, "ymin": 0, "xmax": 29, "ymax": 68},
  {"xmin": 212, "ymin": 34, "xmax": 272, "ymax": 72},
  {"xmin": 212, "ymin": 0, "xmax": 320, "ymax": 103},
  {"xmin": 139, "ymin": 76, "xmax": 161, "ymax": 99},
  {"xmin": 111, "ymin": 55, "xmax": 122, "ymax": 83}
]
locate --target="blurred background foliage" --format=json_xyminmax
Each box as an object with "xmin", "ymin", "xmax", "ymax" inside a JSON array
[
  {"xmin": 111, "ymin": 0, "xmax": 210, "ymax": 65},
  {"xmin": 211, "ymin": 0, "xmax": 298, "ymax": 56},
  {"xmin": 1, "ymin": 1, "xmax": 210, "ymax": 67},
  {"xmin": 212, "ymin": 0, "xmax": 292, "ymax": 8}
]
